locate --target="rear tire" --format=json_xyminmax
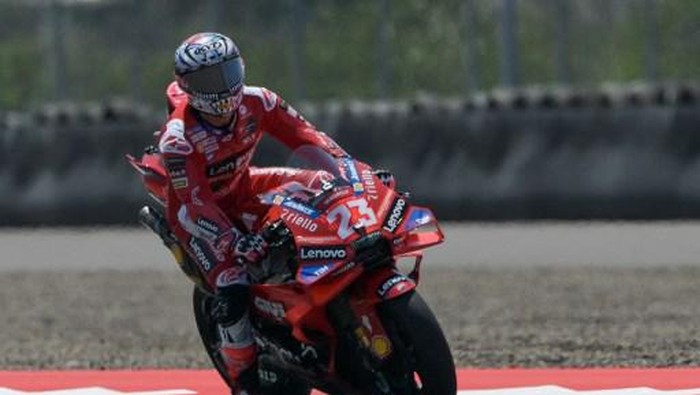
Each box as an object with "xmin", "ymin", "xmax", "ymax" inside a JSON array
[
  {"xmin": 380, "ymin": 291, "xmax": 457, "ymax": 395},
  {"xmin": 193, "ymin": 286, "xmax": 312, "ymax": 395},
  {"xmin": 193, "ymin": 286, "xmax": 234, "ymax": 388}
]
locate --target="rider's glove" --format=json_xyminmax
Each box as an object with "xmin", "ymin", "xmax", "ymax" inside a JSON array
[
  {"xmin": 373, "ymin": 169, "xmax": 396, "ymax": 190},
  {"xmin": 233, "ymin": 233, "xmax": 268, "ymax": 266}
]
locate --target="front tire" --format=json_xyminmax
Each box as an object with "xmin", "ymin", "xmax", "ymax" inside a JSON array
[{"xmin": 379, "ymin": 291, "xmax": 457, "ymax": 395}]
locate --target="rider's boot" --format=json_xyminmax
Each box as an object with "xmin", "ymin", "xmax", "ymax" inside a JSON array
[
  {"xmin": 221, "ymin": 343, "xmax": 259, "ymax": 395},
  {"xmin": 214, "ymin": 285, "xmax": 260, "ymax": 395}
]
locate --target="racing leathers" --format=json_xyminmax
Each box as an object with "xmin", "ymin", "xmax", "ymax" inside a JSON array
[{"xmin": 158, "ymin": 82, "xmax": 348, "ymax": 392}]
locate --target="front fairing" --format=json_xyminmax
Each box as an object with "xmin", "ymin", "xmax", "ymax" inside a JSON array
[{"xmin": 258, "ymin": 148, "xmax": 444, "ymax": 287}]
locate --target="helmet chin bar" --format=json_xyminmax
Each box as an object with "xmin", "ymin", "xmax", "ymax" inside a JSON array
[{"xmin": 189, "ymin": 88, "xmax": 244, "ymax": 116}]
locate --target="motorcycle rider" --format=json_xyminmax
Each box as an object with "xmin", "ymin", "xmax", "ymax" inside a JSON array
[{"xmin": 159, "ymin": 32, "xmax": 356, "ymax": 395}]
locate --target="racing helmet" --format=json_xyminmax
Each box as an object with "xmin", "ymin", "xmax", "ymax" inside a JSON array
[{"xmin": 174, "ymin": 32, "xmax": 245, "ymax": 116}]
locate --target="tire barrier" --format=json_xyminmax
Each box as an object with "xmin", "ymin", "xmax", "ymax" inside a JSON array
[{"xmin": 1, "ymin": 83, "xmax": 699, "ymax": 226}]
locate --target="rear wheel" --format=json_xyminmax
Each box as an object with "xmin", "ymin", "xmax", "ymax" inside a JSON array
[
  {"xmin": 192, "ymin": 286, "xmax": 234, "ymax": 388},
  {"xmin": 192, "ymin": 286, "xmax": 312, "ymax": 395},
  {"xmin": 379, "ymin": 291, "xmax": 457, "ymax": 395}
]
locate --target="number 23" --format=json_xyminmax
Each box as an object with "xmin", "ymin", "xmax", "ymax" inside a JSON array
[{"xmin": 327, "ymin": 198, "xmax": 378, "ymax": 239}]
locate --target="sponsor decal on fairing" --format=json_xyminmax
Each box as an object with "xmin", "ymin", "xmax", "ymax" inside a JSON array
[
  {"xmin": 280, "ymin": 208, "xmax": 318, "ymax": 232},
  {"xmin": 383, "ymin": 197, "xmax": 407, "ymax": 232},
  {"xmin": 377, "ymin": 275, "xmax": 412, "ymax": 298},
  {"xmin": 298, "ymin": 262, "xmax": 338, "ymax": 284},
  {"xmin": 405, "ymin": 207, "xmax": 433, "ymax": 230},
  {"xmin": 340, "ymin": 158, "xmax": 364, "ymax": 195},
  {"xmin": 267, "ymin": 194, "xmax": 319, "ymax": 218},
  {"xmin": 361, "ymin": 169, "xmax": 379, "ymax": 200},
  {"xmin": 283, "ymin": 199, "xmax": 318, "ymax": 218},
  {"xmin": 298, "ymin": 235, "xmax": 342, "ymax": 244},
  {"xmin": 371, "ymin": 335, "xmax": 392, "ymax": 359},
  {"xmin": 253, "ymin": 296, "xmax": 285, "ymax": 320},
  {"xmin": 299, "ymin": 246, "xmax": 347, "ymax": 261},
  {"xmin": 332, "ymin": 260, "xmax": 357, "ymax": 277}
]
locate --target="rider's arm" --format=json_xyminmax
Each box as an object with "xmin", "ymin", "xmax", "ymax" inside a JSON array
[
  {"xmin": 158, "ymin": 116, "xmax": 239, "ymax": 255},
  {"xmin": 257, "ymin": 88, "xmax": 349, "ymax": 159}
]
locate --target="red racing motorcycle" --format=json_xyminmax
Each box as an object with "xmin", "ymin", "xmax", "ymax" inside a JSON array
[{"xmin": 127, "ymin": 147, "xmax": 456, "ymax": 395}]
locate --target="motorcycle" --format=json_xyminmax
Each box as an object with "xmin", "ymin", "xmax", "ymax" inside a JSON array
[{"xmin": 127, "ymin": 146, "xmax": 456, "ymax": 395}]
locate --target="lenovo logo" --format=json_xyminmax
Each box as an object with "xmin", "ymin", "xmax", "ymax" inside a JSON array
[
  {"xmin": 383, "ymin": 198, "xmax": 407, "ymax": 232},
  {"xmin": 299, "ymin": 246, "xmax": 347, "ymax": 261},
  {"xmin": 189, "ymin": 237, "xmax": 213, "ymax": 272}
]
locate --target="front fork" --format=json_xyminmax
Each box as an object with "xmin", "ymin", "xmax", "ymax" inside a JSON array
[
  {"xmin": 324, "ymin": 254, "xmax": 423, "ymax": 395},
  {"xmin": 327, "ymin": 292, "xmax": 393, "ymax": 395}
]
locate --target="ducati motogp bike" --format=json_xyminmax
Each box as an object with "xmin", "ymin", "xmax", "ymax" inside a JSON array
[{"xmin": 127, "ymin": 146, "xmax": 456, "ymax": 395}]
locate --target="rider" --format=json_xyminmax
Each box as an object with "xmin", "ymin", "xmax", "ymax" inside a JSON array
[{"xmin": 159, "ymin": 32, "xmax": 353, "ymax": 395}]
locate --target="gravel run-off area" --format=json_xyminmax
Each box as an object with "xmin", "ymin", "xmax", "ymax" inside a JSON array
[{"xmin": 2, "ymin": 223, "xmax": 700, "ymax": 369}]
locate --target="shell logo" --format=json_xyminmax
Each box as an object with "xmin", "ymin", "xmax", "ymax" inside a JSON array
[{"xmin": 371, "ymin": 335, "xmax": 392, "ymax": 359}]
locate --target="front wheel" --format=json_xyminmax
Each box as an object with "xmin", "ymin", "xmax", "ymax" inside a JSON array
[{"xmin": 379, "ymin": 291, "xmax": 457, "ymax": 395}]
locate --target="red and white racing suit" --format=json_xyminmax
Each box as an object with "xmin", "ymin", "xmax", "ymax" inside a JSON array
[{"xmin": 158, "ymin": 82, "xmax": 348, "ymax": 390}]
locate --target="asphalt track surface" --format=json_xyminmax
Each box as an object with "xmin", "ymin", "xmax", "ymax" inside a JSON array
[{"xmin": 2, "ymin": 222, "xmax": 700, "ymax": 369}]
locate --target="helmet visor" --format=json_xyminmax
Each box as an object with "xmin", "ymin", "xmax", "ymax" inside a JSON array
[{"xmin": 181, "ymin": 57, "xmax": 244, "ymax": 95}]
